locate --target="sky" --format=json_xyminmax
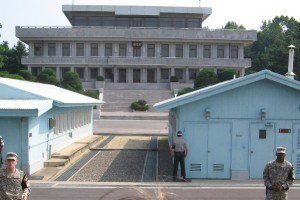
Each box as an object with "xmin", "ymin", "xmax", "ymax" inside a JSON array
[{"xmin": 0, "ymin": 0, "xmax": 299, "ymax": 47}]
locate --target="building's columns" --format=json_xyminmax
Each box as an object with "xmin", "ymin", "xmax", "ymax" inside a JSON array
[
  {"xmin": 239, "ymin": 68, "xmax": 245, "ymax": 77},
  {"xmin": 185, "ymin": 67, "xmax": 189, "ymax": 83},
  {"xmin": 27, "ymin": 65, "xmax": 31, "ymax": 73},
  {"xmin": 170, "ymin": 44, "xmax": 175, "ymax": 57},
  {"xmin": 70, "ymin": 66, "xmax": 75, "ymax": 72},
  {"xmin": 42, "ymin": 66, "xmax": 46, "ymax": 71},
  {"xmin": 142, "ymin": 42, "xmax": 146, "ymax": 58},
  {"xmin": 212, "ymin": 44, "xmax": 217, "ymax": 58},
  {"xmin": 184, "ymin": 44, "xmax": 189, "ymax": 58},
  {"xmin": 99, "ymin": 43, "xmax": 104, "ymax": 57},
  {"xmin": 198, "ymin": 44, "xmax": 203, "ymax": 58},
  {"xmin": 44, "ymin": 43, "xmax": 48, "ymax": 57},
  {"xmin": 156, "ymin": 67, "xmax": 161, "ymax": 83},
  {"xmin": 29, "ymin": 42, "xmax": 34, "ymax": 57},
  {"xmin": 98, "ymin": 67, "xmax": 104, "ymax": 76},
  {"xmin": 71, "ymin": 42, "xmax": 75, "ymax": 57},
  {"xmin": 113, "ymin": 43, "xmax": 118, "ymax": 57},
  {"xmin": 238, "ymin": 44, "xmax": 244, "ymax": 59},
  {"xmin": 156, "ymin": 43, "xmax": 161, "ymax": 58},
  {"xmin": 84, "ymin": 66, "xmax": 88, "ymax": 81},
  {"xmin": 171, "ymin": 67, "xmax": 175, "ymax": 76},
  {"xmin": 225, "ymin": 44, "xmax": 230, "ymax": 58},
  {"xmin": 56, "ymin": 66, "xmax": 60, "ymax": 81},
  {"xmin": 85, "ymin": 43, "xmax": 90, "ymax": 57},
  {"xmin": 114, "ymin": 67, "xmax": 118, "ymax": 83},
  {"xmin": 214, "ymin": 68, "xmax": 217, "ymax": 74},
  {"xmin": 57, "ymin": 42, "xmax": 62, "ymax": 57},
  {"xmin": 141, "ymin": 68, "xmax": 147, "ymax": 83},
  {"xmin": 128, "ymin": 68, "xmax": 133, "ymax": 83}
]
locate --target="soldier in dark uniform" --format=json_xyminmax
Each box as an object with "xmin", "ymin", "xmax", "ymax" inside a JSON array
[
  {"xmin": 263, "ymin": 147, "xmax": 295, "ymax": 200},
  {"xmin": 171, "ymin": 131, "xmax": 188, "ymax": 181},
  {"xmin": 0, "ymin": 136, "xmax": 4, "ymax": 168},
  {"xmin": 0, "ymin": 152, "xmax": 30, "ymax": 200}
]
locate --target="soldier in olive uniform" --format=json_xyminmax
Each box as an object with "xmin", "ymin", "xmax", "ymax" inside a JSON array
[
  {"xmin": 0, "ymin": 136, "xmax": 4, "ymax": 168},
  {"xmin": 0, "ymin": 152, "xmax": 30, "ymax": 200},
  {"xmin": 171, "ymin": 131, "xmax": 188, "ymax": 181},
  {"xmin": 263, "ymin": 147, "xmax": 295, "ymax": 200}
]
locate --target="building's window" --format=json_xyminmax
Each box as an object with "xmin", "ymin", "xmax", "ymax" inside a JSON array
[
  {"xmin": 119, "ymin": 43, "xmax": 127, "ymax": 56},
  {"xmin": 131, "ymin": 18, "xmax": 144, "ymax": 27},
  {"xmin": 31, "ymin": 67, "xmax": 42, "ymax": 76},
  {"xmin": 217, "ymin": 45, "xmax": 225, "ymax": 58},
  {"xmin": 145, "ymin": 18, "xmax": 158, "ymax": 27},
  {"xmin": 230, "ymin": 45, "xmax": 238, "ymax": 59},
  {"xmin": 116, "ymin": 17, "xmax": 130, "ymax": 27},
  {"xmin": 203, "ymin": 45, "xmax": 211, "ymax": 58},
  {"xmin": 74, "ymin": 16, "xmax": 86, "ymax": 26},
  {"xmin": 175, "ymin": 44, "xmax": 183, "ymax": 58},
  {"xmin": 105, "ymin": 68, "xmax": 114, "ymax": 82},
  {"xmin": 147, "ymin": 44, "xmax": 155, "ymax": 57},
  {"xmin": 75, "ymin": 68, "xmax": 84, "ymax": 79},
  {"xmin": 175, "ymin": 69, "xmax": 184, "ymax": 80},
  {"xmin": 102, "ymin": 17, "xmax": 115, "ymax": 26},
  {"xmin": 34, "ymin": 43, "xmax": 43, "ymax": 56},
  {"xmin": 90, "ymin": 68, "xmax": 98, "ymax": 79},
  {"xmin": 259, "ymin": 130, "xmax": 267, "ymax": 139},
  {"xmin": 76, "ymin": 43, "xmax": 84, "ymax": 56},
  {"xmin": 133, "ymin": 46, "xmax": 141, "ymax": 57},
  {"xmin": 90, "ymin": 43, "xmax": 98, "ymax": 56},
  {"xmin": 105, "ymin": 43, "xmax": 113, "ymax": 57},
  {"xmin": 161, "ymin": 44, "xmax": 169, "ymax": 57},
  {"xmin": 189, "ymin": 44, "xmax": 197, "ymax": 58},
  {"xmin": 160, "ymin": 18, "xmax": 172, "ymax": 27},
  {"xmin": 161, "ymin": 69, "xmax": 170, "ymax": 80},
  {"xmin": 48, "ymin": 43, "xmax": 56, "ymax": 56},
  {"xmin": 61, "ymin": 67, "xmax": 70, "ymax": 76},
  {"xmin": 189, "ymin": 69, "xmax": 197, "ymax": 80},
  {"xmin": 89, "ymin": 17, "xmax": 101, "ymax": 26},
  {"xmin": 173, "ymin": 18, "xmax": 186, "ymax": 28},
  {"xmin": 187, "ymin": 19, "xmax": 201, "ymax": 28},
  {"xmin": 62, "ymin": 43, "xmax": 70, "ymax": 57}
]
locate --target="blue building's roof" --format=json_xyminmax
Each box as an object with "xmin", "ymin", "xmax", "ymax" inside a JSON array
[
  {"xmin": 0, "ymin": 77, "xmax": 104, "ymax": 107},
  {"xmin": 154, "ymin": 70, "xmax": 300, "ymax": 111}
]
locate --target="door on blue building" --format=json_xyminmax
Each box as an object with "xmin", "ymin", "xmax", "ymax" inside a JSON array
[
  {"xmin": 0, "ymin": 118, "xmax": 23, "ymax": 169},
  {"xmin": 184, "ymin": 122, "xmax": 231, "ymax": 179},
  {"xmin": 250, "ymin": 123, "xmax": 275, "ymax": 179}
]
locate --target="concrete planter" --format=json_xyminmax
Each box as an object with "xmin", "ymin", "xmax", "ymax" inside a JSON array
[
  {"xmin": 95, "ymin": 81, "xmax": 105, "ymax": 89},
  {"xmin": 170, "ymin": 82, "xmax": 180, "ymax": 90}
]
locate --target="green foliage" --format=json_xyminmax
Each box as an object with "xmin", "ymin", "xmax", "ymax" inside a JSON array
[
  {"xmin": 223, "ymin": 21, "xmax": 246, "ymax": 30},
  {"xmin": 0, "ymin": 41, "xmax": 28, "ymax": 74},
  {"xmin": 96, "ymin": 76, "xmax": 104, "ymax": 81},
  {"xmin": 37, "ymin": 68, "xmax": 60, "ymax": 86},
  {"xmin": 83, "ymin": 90, "xmax": 99, "ymax": 99},
  {"xmin": 217, "ymin": 69, "xmax": 237, "ymax": 82},
  {"xmin": 177, "ymin": 88, "xmax": 194, "ymax": 96},
  {"xmin": 18, "ymin": 69, "xmax": 35, "ymax": 81},
  {"xmin": 131, "ymin": 100, "xmax": 149, "ymax": 111},
  {"xmin": 170, "ymin": 76, "xmax": 178, "ymax": 82},
  {"xmin": 245, "ymin": 16, "xmax": 300, "ymax": 78},
  {"xmin": 61, "ymin": 71, "xmax": 83, "ymax": 93},
  {"xmin": 0, "ymin": 71, "xmax": 25, "ymax": 80},
  {"xmin": 194, "ymin": 69, "xmax": 218, "ymax": 89}
]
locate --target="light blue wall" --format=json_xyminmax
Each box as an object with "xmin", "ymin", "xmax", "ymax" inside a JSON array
[
  {"xmin": 28, "ymin": 105, "xmax": 93, "ymax": 174},
  {"xmin": 0, "ymin": 117, "xmax": 29, "ymax": 172},
  {"xmin": 174, "ymin": 79, "xmax": 300, "ymax": 179}
]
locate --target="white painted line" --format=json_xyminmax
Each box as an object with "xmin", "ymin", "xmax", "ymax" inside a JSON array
[{"xmin": 156, "ymin": 136, "xmax": 159, "ymax": 181}]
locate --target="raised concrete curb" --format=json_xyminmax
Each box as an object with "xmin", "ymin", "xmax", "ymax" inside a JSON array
[{"xmin": 100, "ymin": 111, "xmax": 169, "ymax": 120}]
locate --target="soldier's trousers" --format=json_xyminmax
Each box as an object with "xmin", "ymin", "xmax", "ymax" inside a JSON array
[
  {"xmin": 173, "ymin": 152, "xmax": 186, "ymax": 179},
  {"xmin": 266, "ymin": 189, "xmax": 287, "ymax": 200}
]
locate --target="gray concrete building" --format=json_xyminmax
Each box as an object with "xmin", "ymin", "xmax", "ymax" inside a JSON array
[{"xmin": 16, "ymin": 5, "xmax": 257, "ymax": 90}]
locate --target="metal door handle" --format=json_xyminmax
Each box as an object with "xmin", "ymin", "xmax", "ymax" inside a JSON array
[
  {"xmin": 208, "ymin": 150, "xmax": 211, "ymax": 153},
  {"xmin": 251, "ymin": 151, "xmax": 254, "ymax": 154}
]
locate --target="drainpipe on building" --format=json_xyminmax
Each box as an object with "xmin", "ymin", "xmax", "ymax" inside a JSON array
[{"xmin": 285, "ymin": 45, "xmax": 296, "ymax": 80}]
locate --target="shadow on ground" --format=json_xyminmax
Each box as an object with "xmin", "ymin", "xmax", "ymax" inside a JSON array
[{"xmin": 158, "ymin": 137, "xmax": 173, "ymax": 182}]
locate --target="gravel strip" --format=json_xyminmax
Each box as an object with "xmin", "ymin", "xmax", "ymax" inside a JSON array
[
  {"xmin": 157, "ymin": 137, "xmax": 173, "ymax": 182},
  {"xmin": 70, "ymin": 150, "xmax": 147, "ymax": 182}
]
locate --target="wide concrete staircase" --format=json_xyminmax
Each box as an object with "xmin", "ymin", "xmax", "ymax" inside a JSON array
[{"xmin": 101, "ymin": 89, "xmax": 173, "ymax": 112}]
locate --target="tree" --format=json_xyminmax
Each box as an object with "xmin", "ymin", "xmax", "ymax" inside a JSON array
[
  {"xmin": 217, "ymin": 69, "xmax": 237, "ymax": 82},
  {"xmin": 37, "ymin": 68, "xmax": 60, "ymax": 86},
  {"xmin": 0, "ymin": 71, "xmax": 24, "ymax": 80},
  {"xmin": 18, "ymin": 69, "xmax": 35, "ymax": 81},
  {"xmin": 61, "ymin": 71, "xmax": 83, "ymax": 93},
  {"xmin": 223, "ymin": 21, "xmax": 245, "ymax": 30},
  {"xmin": 194, "ymin": 69, "xmax": 218, "ymax": 89},
  {"xmin": 245, "ymin": 16, "xmax": 300, "ymax": 78}
]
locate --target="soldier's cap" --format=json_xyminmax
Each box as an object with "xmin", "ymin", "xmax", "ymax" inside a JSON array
[
  {"xmin": 177, "ymin": 131, "xmax": 183, "ymax": 136},
  {"xmin": 276, "ymin": 147, "xmax": 286, "ymax": 154},
  {"xmin": 6, "ymin": 152, "xmax": 18, "ymax": 160}
]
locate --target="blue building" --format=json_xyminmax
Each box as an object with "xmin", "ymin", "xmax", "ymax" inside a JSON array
[
  {"xmin": 0, "ymin": 77, "xmax": 103, "ymax": 174},
  {"xmin": 154, "ymin": 70, "xmax": 300, "ymax": 180}
]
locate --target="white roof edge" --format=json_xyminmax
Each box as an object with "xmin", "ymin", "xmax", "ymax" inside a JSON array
[
  {"xmin": 62, "ymin": 5, "xmax": 212, "ymax": 15},
  {"xmin": 154, "ymin": 70, "xmax": 300, "ymax": 111}
]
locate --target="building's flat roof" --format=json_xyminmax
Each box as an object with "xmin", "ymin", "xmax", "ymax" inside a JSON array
[{"xmin": 62, "ymin": 5, "xmax": 212, "ymax": 21}]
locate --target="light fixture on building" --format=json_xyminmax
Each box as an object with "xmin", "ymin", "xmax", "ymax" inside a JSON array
[
  {"xmin": 261, "ymin": 109, "xmax": 266, "ymax": 121},
  {"xmin": 205, "ymin": 108, "xmax": 211, "ymax": 120}
]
